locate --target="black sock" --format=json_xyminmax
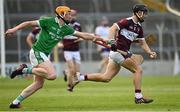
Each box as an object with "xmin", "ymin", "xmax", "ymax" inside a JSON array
[
  {"xmin": 84, "ymin": 75, "xmax": 88, "ymax": 80},
  {"xmin": 135, "ymin": 89, "xmax": 141, "ymax": 93}
]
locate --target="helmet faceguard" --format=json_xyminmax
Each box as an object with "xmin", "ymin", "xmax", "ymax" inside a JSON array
[{"xmin": 133, "ymin": 4, "xmax": 148, "ymax": 23}]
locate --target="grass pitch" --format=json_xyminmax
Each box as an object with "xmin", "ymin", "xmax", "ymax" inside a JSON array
[{"xmin": 0, "ymin": 75, "xmax": 180, "ymax": 111}]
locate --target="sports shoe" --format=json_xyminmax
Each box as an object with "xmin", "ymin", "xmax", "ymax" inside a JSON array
[
  {"xmin": 9, "ymin": 103, "xmax": 21, "ymax": 109},
  {"xmin": 63, "ymin": 70, "xmax": 67, "ymax": 82},
  {"xmin": 135, "ymin": 97, "xmax": 153, "ymax": 104},
  {"xmin": 10, "ymin": 64, "xmax": 27, "ymax": 79},
  {"xmin": 67, "ymin": 72, "xmax": 81, "ymax": 92},
  {"xmin": 67, "ymin": 84, "xmax": 73, "ymax": 92}
]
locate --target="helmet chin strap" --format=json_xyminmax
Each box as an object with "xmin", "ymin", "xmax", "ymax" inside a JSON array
[
  {"xmin": 55, "ymin": 11, "xmax": 70, "ymax": 24},
  {"xmin": 135, "ymin": 12, "xmax": 144, "ymax": 23}
]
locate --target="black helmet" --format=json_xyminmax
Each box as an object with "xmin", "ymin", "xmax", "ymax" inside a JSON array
[
  {"xmin": 132, "ymin": 4, "xmax": 148, "ymax": 23},
  {"xmin": 133, "ymin": 4, "xmax": 148, "ymax": 15}
]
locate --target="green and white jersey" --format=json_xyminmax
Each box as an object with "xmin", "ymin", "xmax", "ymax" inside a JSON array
[{"xmin": 32, "ymin": 17, "xmax": 75, "ymax": 55}]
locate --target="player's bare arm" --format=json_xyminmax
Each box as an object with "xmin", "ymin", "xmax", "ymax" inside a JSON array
[
  {"xmin": 74, "ymin": 38, "xmax": 83, "ymax": 43},
  {"xmin": 57, "ymin": 37, "xmax": 83, "ymax": 49},
  {"xmin": 5, "ymin": 20, "xmax": 38, "ymax": 37},
  {"xmin": 138, "ymin": 39, "xmax": 157, "ymax": 59},
  {"xmin": 108, "ymin": 23, "xmax": 118, "ymax": 40},
  {"xmin": 74, "ymin": 31, "xmax": 106, "ymax": 42}
]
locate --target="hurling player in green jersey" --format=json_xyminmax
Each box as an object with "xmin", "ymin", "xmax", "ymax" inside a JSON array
[{"xmin": 5, "ymin": 6, "xmax": 106, "ymax": 109}]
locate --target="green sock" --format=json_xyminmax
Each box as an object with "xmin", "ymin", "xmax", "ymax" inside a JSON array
[
  {"xmin": 22, "ymin": 68, "xmax": 33, "ymax": 74},
  {"xmin": 12, "ymin": 95, "xmax": 24, "ymax": 104}
]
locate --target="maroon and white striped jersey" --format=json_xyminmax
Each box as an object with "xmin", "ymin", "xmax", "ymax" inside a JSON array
[
  {"xmin": 30, "ymin": 27, "xmax": 41, "ymax": 40},
  {"xmin": 115, "ymin": 17, "xmax": 144, "ymax": 51},
  {"xmin": 63, "ymin": 21, "xmax": 82, "ymax": 51}
]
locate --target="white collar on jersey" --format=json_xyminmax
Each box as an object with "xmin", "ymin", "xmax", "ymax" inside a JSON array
[
  {"xmin": 127, "ymin": 17, "xmax": 141, "ymax": 26},
  {"xmin": 55, "ymin": 17, "xmax": 59, "ymax": 23},
  {"xmin": 55, "ymin": 17, "xmax": 63, "ymax": 27}
]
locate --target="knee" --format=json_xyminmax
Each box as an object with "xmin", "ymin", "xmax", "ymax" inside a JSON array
[
  {"xmin": 47, "ymin": 75, "xmax": 56, "ymax": 80},
  {"xmin": 138, "ymin": 67, "xmax": 143, "ymax": 74},
  {"xmin": 139, "ymin": 55, "xmax": 144, "ymax": 64},
  {"xmin": 134, "ymin": 67, "xmax": 143, "ymax": 75}
]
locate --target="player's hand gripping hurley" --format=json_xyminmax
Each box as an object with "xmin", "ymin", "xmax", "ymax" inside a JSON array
[{"xmin": 94, "ymin": 39, "xmax": 132, "ymax": 57}]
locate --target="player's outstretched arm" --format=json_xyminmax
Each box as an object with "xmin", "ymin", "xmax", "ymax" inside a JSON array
[
  {"xmin": 5, "ymin": 20, "xmax": 38, "ymax": 37},
  {"xmin": 74, "ymin": 31, "xmax": 106, "ymax": 43},
  {"xmin": 139, "ymin": 39, "xmax": 157, "ymax": 59},
  {"xmin": 108, "ymin": 23, "xmax": 118, "ymax": 40},
  {"xmin": 74, "ymin": 38, "xmax": 83, "ymax": 43}
]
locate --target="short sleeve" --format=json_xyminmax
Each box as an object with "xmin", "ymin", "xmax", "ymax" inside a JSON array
[
  {"xmin": 116, "ymin": 18, "xmax": 129, "ymax": 30},
  {"xmin": 38, "ymin": 18, "xmax": 51, "ymax": 28}
]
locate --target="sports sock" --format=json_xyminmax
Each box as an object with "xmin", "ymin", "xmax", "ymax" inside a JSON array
[
  {"xmin": 12, "ymin": 95, "xmax": 25, "ymax": 104},
  {"xmin": 84, "ymin": 75, "xmax": 88, "ymax": 80},
  {"xmin": 78, "ymin": 75, "xmax": 85, "ymax": 81},
  {"xmin": 135, "ymin": 89, "xmax": 143, "ymax": 99},
  {"xmin": 22, "ymin": 67, "xmax": 33, "ymax": 74}
]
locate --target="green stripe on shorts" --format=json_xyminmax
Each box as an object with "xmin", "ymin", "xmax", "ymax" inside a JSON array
[{"xmin": 34, "ymin": 50, "xmax": 44, "ymax": 64}]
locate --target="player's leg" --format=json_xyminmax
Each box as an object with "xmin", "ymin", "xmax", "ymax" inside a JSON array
[
  {"xmin": 9, "ymin": 75, "xmax": 44, "ymax": 108},
  {"xmin": 66, "ymin": 60, "xmax": 76, "ymax": 91},
  {"xmin": 101, "ymin": 56, "xmax": 109, "ymax": 72},
  {"xmin": 29, "ymin": 49, "xmax": 56, "ymax": 80},
  {"xmin": 11, "ymin": 61, "xmax": 56, "ymax": 80},
  {"xmin": 33, "ymin": 61, "xmax": 56, "ymax": 80},
  {"xmin": 10, "ymin": 49, "xmax": 56, "ymax": 80},
  {"xmin": 67, "ymin": 51, "xmax": 82, "ymax": 91},
  {"xmin": 121, "ymin": 57, "xmax": 153, "ymax": 104},
  {"xmin": 82, "ymin": 62, "xmax": 120, "ymax": 82},
  {"xmin": 75, "ymin": 62, "xmax": 80, "ymax": 72},
  {"xmin": 98, "ymin": 51, "xmax": 109, "ymax": 72},
  {"xmin": 74, "ymin": 51, "xmax": 123, "ymax": 83},
  {"xmin": 9, "ymin": 61, "xmax": 56, "ymax": 108},
  {"xmin": 63, "ymin": 51, "xmax": 78, "ymax": 91},
  {"xmin": 62, "ymin": 69, "xmax": 68, "ymax": 82},
  {"xmin": 74, "ymin": 51, "xmax": 81, "ymax": 73},
  {"xmin": 70, "ymin": 60, "xmax": 120, "ymax": 91},
  {"xmin": 122, "ymin": 58, "xmax": 142, "ymax": 90},
  {"xmin": 62, "ymin": 51, "xmax": 72, "ymax": 82},
  {"xmin": 131, "ymin": 54, "xmax": 144, "ymax": 65}
]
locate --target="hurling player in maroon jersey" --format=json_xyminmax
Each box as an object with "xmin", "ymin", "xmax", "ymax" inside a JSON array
[
  {"xmin": 72, "ymin": 4, "xmax": 157, "ymax": 104},
  {"xmin": 58, "ymin": 9, "xmax": 83, "ymax": 91},
  {"xmin": 95, "ymin": 16, "xmax": 110, "ymax": 72}
]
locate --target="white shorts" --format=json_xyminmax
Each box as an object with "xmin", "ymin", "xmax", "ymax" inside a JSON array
[
  {"xmin": 29, "ymin": 49, "xmax": 50, "ymax": 67},
  {"xmin": 64, "ymin": 51, "xmax": 81, "ymax": 64},
  {"xmin": 109, "ymin": 51, "xmax": 125, "ymax": 65},
  {"xmin": 101, "ymin": 51, "xmax": 109, "ymax": 58}
]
